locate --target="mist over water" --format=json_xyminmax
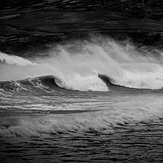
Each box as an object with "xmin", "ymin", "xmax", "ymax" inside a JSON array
[
  {"xmin": 0, "ymin": 37, "xmax": 163, "ymax": 91},
  {"xmin": 1, "ymin": 0, "xmax": 163, "ymax": 161},
  {"xmin": 0, "ymin": 37, "xmax": 163, "ymax": 162}
]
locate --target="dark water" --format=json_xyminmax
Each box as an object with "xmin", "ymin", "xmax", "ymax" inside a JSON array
[
  {"xmin": 0, "ymin": 88, "xmax": 163, "ymax": 162},
  {"xmin": 1, "ymin": 122, "xmax": 163, "ymax": 163},
  {"xmin": 1, "ymin": 1, "xmax": 163, "ymax": 162}
]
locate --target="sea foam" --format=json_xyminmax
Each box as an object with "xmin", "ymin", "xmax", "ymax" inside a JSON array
[{"xmin": 0, "ymin": 38, "xmax": 163, "ymax": 91}]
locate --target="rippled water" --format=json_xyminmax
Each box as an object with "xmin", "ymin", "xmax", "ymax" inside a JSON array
[
  {"xmin": 0, "ymin": 90, "xmax": 163, "ymax": 162},
  {"xmin": 1, "ymin": 1, "xmax": 163, "ymax": 161}
]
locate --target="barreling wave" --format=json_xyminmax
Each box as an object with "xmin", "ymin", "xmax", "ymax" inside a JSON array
[{"xmin": 1, "ymin": 37, "xmax": 163, "ymax": 92}]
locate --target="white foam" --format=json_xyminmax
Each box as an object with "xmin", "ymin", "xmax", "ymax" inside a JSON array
[
  {"xmin": 112, "ymin": 63, "xmax": 163, "ymax": 89},
  {"xmin": 1, "ymin": 38, "xmax": 163, "ymax": 90},
  {"xmin": 0, "ymin": 95, "xmax": 163, "ymax": 138},
  {"xmin": 0, "ymin": 51, "xmax": 34, "ymax": 66},
  {"xmin": 55, "ymin": 73, "xmax": 108, "ymax": 91}
]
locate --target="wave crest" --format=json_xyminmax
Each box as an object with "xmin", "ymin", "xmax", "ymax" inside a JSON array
[
  {"xmin": 0, "ymin": 51, "xmax": 34, "ymax": 66},
  {"xmin": 1, "ymin": 38, "xmax": 163, "ymax": 91},
  {"xmin": 0, "ymin": 74, "xmax": 108, "ymax": 94}
]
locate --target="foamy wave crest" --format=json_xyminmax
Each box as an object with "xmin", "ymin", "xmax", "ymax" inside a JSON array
[
  {"xmin": 55, "ymin": 73, "xmax": 108, "ymax": 91},
  {"xmin": 117, "ymin": 65, "xmax": 163, "ymax": 89},
  {"xmin": 0, "ymin": 74, "xmax": 108, "ymax": 94},
  {"xmin": 1, "ymin": 37, "xmax": 163, "ymax": 91},
  {"xmin": 100, "ymin": 63, "xmax": 163, "ymax": 90},
  {"xmin": 0, "ymin": 52, "xmax": 34, "ymax": 66}
]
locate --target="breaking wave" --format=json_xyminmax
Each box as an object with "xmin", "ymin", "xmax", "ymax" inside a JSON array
[
  {"xmin": 0, "ymin": 51, "xmax": 34, "ymax": 66},
  {"xmin": 1, "ymin": 37, "xmax": 163, "ymax": 92}
]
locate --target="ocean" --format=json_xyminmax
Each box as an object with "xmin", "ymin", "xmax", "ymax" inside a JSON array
[
  {"xmin": 0, "ymin": 1, "xmax": 163, "ymax": 162},
  {"xmin": 0, "ymin": 38, "xmax": 163, "ymax": 162}
]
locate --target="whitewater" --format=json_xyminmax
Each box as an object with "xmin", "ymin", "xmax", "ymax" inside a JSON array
[
  {"xmin": 0, "ymin": 37, "xmax": 163, "ymax": 162},
  {"xmin": 1, "ymin": 38, "xmax": 163, "ymax": 90}
]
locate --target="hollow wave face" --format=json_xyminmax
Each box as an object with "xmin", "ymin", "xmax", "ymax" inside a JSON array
[{"xmin": 0, "ymin": 37, "xmax": 163, "ymax": 91}]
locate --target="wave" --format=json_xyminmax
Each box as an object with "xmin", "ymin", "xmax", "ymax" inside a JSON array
[
  {"xmin": 0, "ymin": 95, "xmax": 163, "ymax": 138},
  {"xmin": 0, "ymin": 75, "xmax": 63, "ymax": 95},
  {"xmin": 0, "ymin": 51, "xmax": 34, "ymax": 66},
  {"xmin": 1, "ymin": 72, "xmax": 162, "ymax": 96},
  {"xmin": 1, "ymin": 37, "xmax": 163, "ymax": 92},
  {"xmin": 0, "ymin": 74, "xmax": 108, "ymax": 95},
  {"xmin": 98, "ymin": 73, "xmax": 163, "ymax": 91}
]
